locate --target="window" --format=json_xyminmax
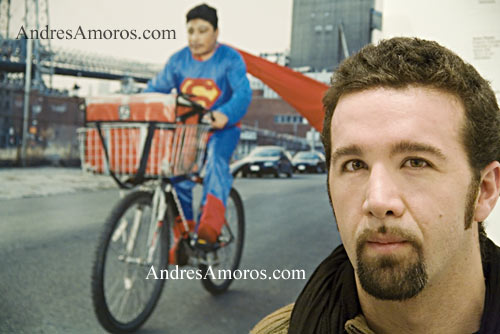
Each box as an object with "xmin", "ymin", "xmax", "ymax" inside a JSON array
[{"xmin": 274, "ymin": 115, "xmax": 304, "ymax": 124}]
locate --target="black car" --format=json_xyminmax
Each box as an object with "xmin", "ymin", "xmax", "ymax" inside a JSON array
[
  {"xmin": 292, "ymin": 151, "xmax": 326, "ymax": 173},
  {"xmin": 231, "ymin": 146, "xmax": 294, "ymax": 178}
]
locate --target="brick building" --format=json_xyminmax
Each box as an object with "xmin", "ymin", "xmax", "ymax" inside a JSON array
[
  {"xmin": 0, "ymin": 88, "xmax": 84, "ymax": 166},
  {"xmin": 232, "ymin": 89, "xmax": 313, "ymax": 160},
  {"xmin": 242, "ymin": 90, "xmax": 310, "ymax": 138}
]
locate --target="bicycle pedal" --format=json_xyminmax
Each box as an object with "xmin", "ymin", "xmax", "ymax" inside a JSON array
[{"xmin": 195, "ymin": 239, "xmax": 219, "ymax": 252}]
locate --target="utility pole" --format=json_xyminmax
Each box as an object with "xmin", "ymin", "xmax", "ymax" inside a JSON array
[
  {"xmin": 19, "ymin": 0, "xmax": 51, "ymax": 165},
  {"xmin": 21, "ymin": 37, "xmax": 33, "ymax": 167},
  {"xmin": 307, "ymin": 127, "xmax": 319, "ymax": 151},
  {"xmin": 338, "ymin": 22, "xmax": 350, "ymax": 61},
  {"xmin": 0, "ymin": 0, "xmax": 11, "ymax": 38}
]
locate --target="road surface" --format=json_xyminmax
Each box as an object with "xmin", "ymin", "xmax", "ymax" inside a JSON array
[{"xmin": 0, "ymin": 172, "xmax": 340, "ymax": 333}]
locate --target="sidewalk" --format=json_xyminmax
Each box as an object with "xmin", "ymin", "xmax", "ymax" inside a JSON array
[{"xmin": 0, "ymin": 167, "xmax": 116, "ymax": 200}]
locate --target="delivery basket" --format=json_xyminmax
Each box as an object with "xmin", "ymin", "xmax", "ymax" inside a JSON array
[{"xmin": 77, "ymin": 93, "xmax": 210, "ymax": 186}]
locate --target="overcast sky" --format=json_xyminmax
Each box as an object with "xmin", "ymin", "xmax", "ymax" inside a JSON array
[
  {"xmin": 6, "ymin": 0, "xmax": 499, "ymax": 97},
  {"xmin": 9, "ymin": 0, "xmax": 293, "ymax": 64}
]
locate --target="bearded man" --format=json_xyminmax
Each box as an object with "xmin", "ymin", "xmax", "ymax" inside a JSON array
[{"xmin": 251, "ymin": 37, "xmax": 500, "ymax": 334}]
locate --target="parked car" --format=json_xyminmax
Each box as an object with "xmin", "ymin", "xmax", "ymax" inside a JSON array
[
  {"xmin": 231, "ymin": 146, "xmax": 294, "ymax": 178},
  {"xmin": 292, "ymin": 151, "xmax": 326, "ymax": 173}
]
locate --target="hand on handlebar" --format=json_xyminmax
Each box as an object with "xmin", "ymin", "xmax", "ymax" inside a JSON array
[{"xmin": 202, "ymin": 110, "xmax": 228, "ymax": 129}]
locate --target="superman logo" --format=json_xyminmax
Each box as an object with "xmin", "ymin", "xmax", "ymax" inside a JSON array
[{"xmin": 180, "ymin": 78, "xmax": 221, "ymax": 109}]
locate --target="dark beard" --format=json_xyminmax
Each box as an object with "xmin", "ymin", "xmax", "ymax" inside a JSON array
[
  {"xmin": 326, "ymin": 172, "xmax": 481, "ymax": 301},
  {"xmin": 356, "ymin": 226, "xmax": 428, "ymax": 301}
]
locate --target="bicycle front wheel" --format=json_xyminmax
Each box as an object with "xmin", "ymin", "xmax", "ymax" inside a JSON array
[
  {"xmin": 200, "ymin": 187, "xmax": 245, "ymax": 295},
  {"xmin": 91, "ymin": 190, "xmax": 172, "ymax": 333}
]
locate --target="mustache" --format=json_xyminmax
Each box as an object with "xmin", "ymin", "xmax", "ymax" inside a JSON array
[{"xmin": 356, "ymin": 225, "xmax": 422, "ymax": 250}]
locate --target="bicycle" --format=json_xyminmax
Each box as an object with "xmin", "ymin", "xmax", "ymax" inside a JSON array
[{"xmin": 78, "ymin": 94, "xmax": 245, "ymax": 333}]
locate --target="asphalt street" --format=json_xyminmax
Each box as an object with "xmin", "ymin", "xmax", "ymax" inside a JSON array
[{"xmin": 0, "ymin": 173, "xmax": 340, "ymax": 334}]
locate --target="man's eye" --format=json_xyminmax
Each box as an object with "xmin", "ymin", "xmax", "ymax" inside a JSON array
[
  {"xmin": 403, "ymin": 158, "xmax": 429, "ymax": 168},
  {"xmin": 343, "ymin": 160, "xmax": 366, "ymax": 172}
]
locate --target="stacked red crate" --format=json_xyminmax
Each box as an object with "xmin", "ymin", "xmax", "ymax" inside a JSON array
[{"xmin": 83, "ymin": 93, "xmax": 187, "ymax": 176}]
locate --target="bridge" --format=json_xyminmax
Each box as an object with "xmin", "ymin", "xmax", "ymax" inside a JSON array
[
  {"xmin": 0, "ymin": 0, "xmax": 313, "ymax": 166},
  {"xmin": 1, "ymin": 0, "xmax": 162, "ymax": 94},
  {"xmin": 0, "ymin": 38, "xmax": 162, "ymax": 92}
]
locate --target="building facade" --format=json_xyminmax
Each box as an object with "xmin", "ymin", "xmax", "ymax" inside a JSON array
[
  {"xmin": 0, "ymin": 88, "xmax": 84, "ymax": 166},
  {"xmin": 289, "ymin": 0, "xmax": 375, "ymax": 71},
  {"xmin": 234, "ymin": 89, "xmax": 311, "ymax": 159}
]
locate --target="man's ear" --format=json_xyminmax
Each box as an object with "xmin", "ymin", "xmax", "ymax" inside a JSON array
[{"xmin": 474, "ymin": 161, "xmax": 500, "ymax": 222}]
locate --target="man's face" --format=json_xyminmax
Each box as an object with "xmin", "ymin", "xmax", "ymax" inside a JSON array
[
  {"xmin": 187, "ymin": 18, "xmax": 218, "ymax": 59},
  {"xmin": 328, "ymin": 86, "xmax": 479, "ymax": 301}
]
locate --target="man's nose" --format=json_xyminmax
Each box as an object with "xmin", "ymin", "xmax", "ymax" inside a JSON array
[
  {"xmin": 189, "ymin": 32, "xmax": 199, "ymax": 43},
  {"xmin": 362, "ymin": 165, "xmax": 405, "ymax": 219}
]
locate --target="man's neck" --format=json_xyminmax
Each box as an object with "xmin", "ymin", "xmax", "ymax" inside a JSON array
[{"xmin": 357, "ymin": 241, "xmax": 485, "ymax": 334}]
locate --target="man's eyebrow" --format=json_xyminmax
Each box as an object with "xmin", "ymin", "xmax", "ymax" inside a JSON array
[
  {"xmin": 331, "ymin": 145, "xmax": 363, "ymax": 165},
  {"xmin": 330, "ymin": 141, "xmax": 447, "ymax": 165},
  {"xmin": 390, "ymin": 141, "xmax": 447, "ymax": 160}
]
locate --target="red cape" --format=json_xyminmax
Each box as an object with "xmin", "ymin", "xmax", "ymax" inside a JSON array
[{"xmin": 236, "ymin": 48, "xmax": 329, "ymax": 132}]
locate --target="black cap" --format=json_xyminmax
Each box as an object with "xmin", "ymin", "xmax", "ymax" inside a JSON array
[{"xmin": 186, "ymin": 4, "xmax": 218, "ymax": 30}]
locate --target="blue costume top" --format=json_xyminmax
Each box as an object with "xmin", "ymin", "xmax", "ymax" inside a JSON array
[
  {"xmin": 144, "ymin": 44, "xmax": 251, "ymax": 127},
  {"xmin": 144, "ymin": 43, "xmax": 251, "ymax": 241}
]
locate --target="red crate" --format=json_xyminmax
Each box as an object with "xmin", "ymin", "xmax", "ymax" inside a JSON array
[{"xmin": 79, "ymin": 93, "xmax": 208, "ymax": 177}]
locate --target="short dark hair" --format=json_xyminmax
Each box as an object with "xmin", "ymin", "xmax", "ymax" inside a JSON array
[
  {"xmin": 321, "ymin": 37, "xmax": 500, "ymax": 236},
  {"xmin": 322, "ymin": 37, "xmax": 500, "ymax": 180},
  {"xmin": 186, "ymin": 3, "xmax": 218, "ymax": 30}
]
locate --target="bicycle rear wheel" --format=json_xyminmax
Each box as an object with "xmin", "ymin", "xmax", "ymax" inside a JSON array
[
  {"xmin": 91, "ymin": 190, "xmax": 172, "ymax": 333},
  {"xmin": 199, "ymin": 188, "xmax": 245, "ymax": 295}
]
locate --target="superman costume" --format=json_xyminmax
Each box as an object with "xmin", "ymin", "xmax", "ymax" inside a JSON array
[{"xmin": 144, "ymin": 43, "xmax": 252, "ymax": 243}]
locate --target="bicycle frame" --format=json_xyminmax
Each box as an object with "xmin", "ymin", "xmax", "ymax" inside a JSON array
[
  {"xmin": 89, "ymin": 94, "xmax": 244, "ymax": 333},
  {"xmin": 154, "ymin": 174, "xmax": 235, "ymax": 262}
]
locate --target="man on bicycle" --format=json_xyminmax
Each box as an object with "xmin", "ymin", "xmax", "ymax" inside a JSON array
[{"xmin": 144, "ymin": 3, "xmax": 252, "ymax": 261}]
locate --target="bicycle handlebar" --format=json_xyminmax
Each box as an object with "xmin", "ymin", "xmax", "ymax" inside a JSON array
[{"xmin": 175, "ymin": 93, "xmax": 215, "ymax": 125}]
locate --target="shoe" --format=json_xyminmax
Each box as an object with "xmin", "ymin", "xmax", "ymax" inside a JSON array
[
  {"xmin": 197, "ymin": 224, "xmax": 219, "ymax": 244},
  {"xmin": 197, "ymin": 195, "xmax": 225, "ymax": 243},
  {"xmin": 169, "ymin": 217, "xmax": 195, "ymax": 265}
]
